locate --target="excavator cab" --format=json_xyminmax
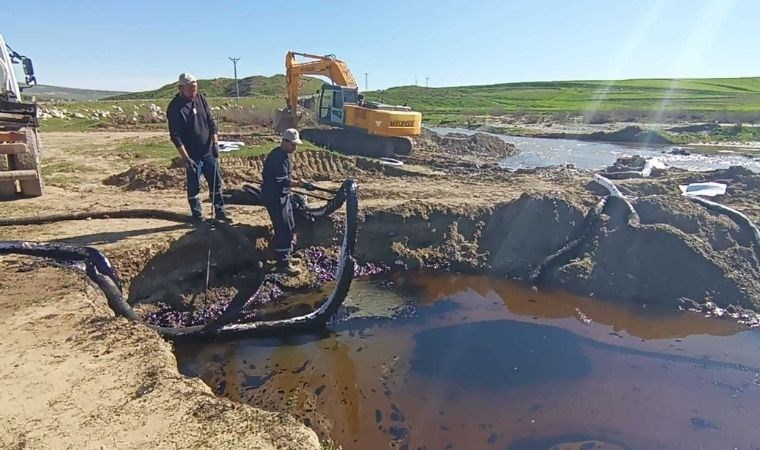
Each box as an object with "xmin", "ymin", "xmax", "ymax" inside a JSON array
[{"xmin": 317, "ymin": 84, "xmax": 358, "ymax": 127}]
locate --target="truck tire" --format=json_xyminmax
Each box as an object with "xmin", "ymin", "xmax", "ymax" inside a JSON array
[
  {"xmin": 0, "ymin": 152, "xmax": 15, "ymax": 196},
  {"xmin": 13, "ymin": 127, "xmax": 44, "ymax": 197}
]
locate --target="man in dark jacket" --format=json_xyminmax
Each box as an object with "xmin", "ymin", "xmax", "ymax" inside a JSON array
[
  {"xmin": 167, "ymin": 72, "xmax": 231, "ymax": 223},
  {"xmin": 261, "ymin": 128, "xmax": 315, "ymax": 276}
]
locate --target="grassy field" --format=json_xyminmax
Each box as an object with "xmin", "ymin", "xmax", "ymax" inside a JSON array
[
  {"xmin": 25, "ymin": 84, "xmax": 128, "ymax": 101},
  {"xmin": 364, "ymin": 77, "xmax": 760, "ymax": 124}
]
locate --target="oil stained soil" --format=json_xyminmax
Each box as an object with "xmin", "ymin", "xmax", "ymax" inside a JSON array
[{"xmin": 175, "ymin": 271, "xmax": 760, "ymax": 450}]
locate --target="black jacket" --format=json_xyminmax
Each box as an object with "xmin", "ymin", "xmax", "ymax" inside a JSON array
[
  {"xmin": 166, "ymin": 93, "xmax": 218, "ymax": 159},
  {"xmin": 261, "ymin": 146, "xmax": 291, "ymax": 204}
]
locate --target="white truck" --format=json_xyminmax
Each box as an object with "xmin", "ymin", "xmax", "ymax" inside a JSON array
[{"xmin": 0, "ymin": 34, "xmax": 43, "ymax": 197}]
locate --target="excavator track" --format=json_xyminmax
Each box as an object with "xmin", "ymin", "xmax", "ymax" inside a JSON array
[{"xmin": 301, "ymin": 128, "xmax": 413, "ymax": 158}]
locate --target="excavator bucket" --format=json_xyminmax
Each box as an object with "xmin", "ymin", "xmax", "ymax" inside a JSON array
[{"xmin": 274, "ymin": 109, "xmax": 301, "ymax": 134}]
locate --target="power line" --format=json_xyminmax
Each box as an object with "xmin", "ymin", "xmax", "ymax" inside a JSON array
[{"xmin": 228, "ymin": 57, "xmax": 241, "ymax": 103}]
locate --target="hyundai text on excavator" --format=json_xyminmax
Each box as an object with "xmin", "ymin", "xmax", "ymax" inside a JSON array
[{"xmin": 275, "ymin": 51, "xmax": 422, "ymax": 158}]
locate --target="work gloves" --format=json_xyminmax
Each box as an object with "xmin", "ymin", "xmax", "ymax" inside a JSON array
[{"xmin": 212, "ymin": 142, "xmax": 220, "ymax": 158}]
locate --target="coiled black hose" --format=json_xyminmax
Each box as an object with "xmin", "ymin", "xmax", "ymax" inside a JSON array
[{"xmin": 0, "ymin": 179, "xmax": 359, "ymax": 340}]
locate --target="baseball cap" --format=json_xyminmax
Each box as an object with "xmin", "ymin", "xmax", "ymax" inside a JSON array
[
  {"xmin": 282, "ymin": 128, "xmax": 303, "ymax": 144},
  {"xmin": 178, "ymin": 73, "xmax": 197, "ymax": 85}
]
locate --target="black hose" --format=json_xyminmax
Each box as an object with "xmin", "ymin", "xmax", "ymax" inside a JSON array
[
  {"xmin": 530, "ymin": 174, "xmax": 641, "ymax": 286},
  {"xmin": 0, "ymin": 209, "xmax": 191, "ymax": 227},
  {"xmin": 0, "ymin": 179, "xmax": 360, "ymax": 341},
  {"xmin": 308, "ymin": 185, "xmax": 339, "ymax": 195},
  {"xmin": 246, "ymin": 177, "xmax": 339, "ymax": 195},
  {"xmin": 688, "ymin": 196, "xmax": 760, "ymax": 259},
  {"xmin": 293, "ymin": 189, "xmax": 331, "ymax": 201},
  {"xmin": 528, "ymin": 197, "xmax": 608, "ymax": 285}
]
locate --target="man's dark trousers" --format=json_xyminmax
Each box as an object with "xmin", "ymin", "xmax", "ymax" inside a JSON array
[
  {"xmin": 186, "ymin": 155, "xmax": 225, "ymax": 218},
  {"xmin": 265, "ymin": 195, "xmax": 295, "ymax": 263}
]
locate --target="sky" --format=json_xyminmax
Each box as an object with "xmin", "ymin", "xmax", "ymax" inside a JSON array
[{"xmin": 3, "ymin": 0, "xmax": 759, "ymax": 92}]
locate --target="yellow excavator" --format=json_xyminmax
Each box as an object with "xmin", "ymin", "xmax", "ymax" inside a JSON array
[{"xmin": 275, "ymin": 51, "xmax": 422, "ymax": 157}]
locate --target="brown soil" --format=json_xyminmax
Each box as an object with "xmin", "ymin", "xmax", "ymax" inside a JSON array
[
  {"xmin": 104, "ymin": 163, "xmax": 186, "ymax": 191},
  {"xmin": 221, "ymin": 152, "xmax": 377, "ymax": 184},
  {"xmin": 536, "ymin": 125, "xmax": 673, "ymax": 144},
  {"xmin": 0, "ymin": 262, "xmax": 319, "ymax": 450},
  {"xmin": 406, "ymin": 129, "xmax": 518, "ymax": 172},
  {"xmin": 419, "ymin": 128, "xmax": 518, "ymax": 159},
  {"xmin": 103, "ymin": 151, "xmax": 385, "ymax": 192},
  {"xmin": 1, "ymin": 130, "xmax": 759, "ymax": 448},
  {"xmin": 615, "ymin": 165, "xmax": 760, "ymax": 223}
]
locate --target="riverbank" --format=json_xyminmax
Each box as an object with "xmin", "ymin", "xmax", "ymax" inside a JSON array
[{"xmin": 451, "ymin": 118, "xmax": 760, "ymax": 150}]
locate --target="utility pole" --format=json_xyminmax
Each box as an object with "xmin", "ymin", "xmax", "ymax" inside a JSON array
[
  {"xmin": 364, "ymin": 72, "xmax": 369, "ymax": 91},
  {"xmin": 414, "ymin": 75, "xmax": 418, "ymax": 86},
  {"xmin": 229, "ymin": 57, "xmax": 241, "ymax": 103},
  {"xmin": 425, "ymin": 76, "xmax": 429, "ymax": 88}
]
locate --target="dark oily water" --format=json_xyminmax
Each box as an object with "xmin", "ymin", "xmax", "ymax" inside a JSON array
[{"xmin": 175, "ymin": 271, "xmax": 760, "ymax": 449}]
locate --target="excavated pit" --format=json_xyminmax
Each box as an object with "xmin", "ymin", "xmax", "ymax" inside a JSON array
[
  {"xmin": 123, "ymin": 221, "xmax": 388, "ymax": 329},
  {"xmin": 121, "ymin": 186, "xmax": 760, "ymax": 332}
]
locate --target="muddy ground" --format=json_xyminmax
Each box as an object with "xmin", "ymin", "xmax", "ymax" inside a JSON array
[
  {"xmin": 467, "ymin": 116, "xmax": 760, "ymax": 150},
  {"xmin": 1, "ymin": 129, "xmax": 759, "ymax": 448}
]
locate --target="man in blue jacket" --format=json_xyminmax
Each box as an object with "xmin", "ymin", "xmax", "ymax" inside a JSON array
[
  {"xmin": 261, "ymin": 128, "xmax": 315, "ymax": 276},
  {"xmin": 167, "ymin": 73, "xmax": 231, "ymax": 223}
]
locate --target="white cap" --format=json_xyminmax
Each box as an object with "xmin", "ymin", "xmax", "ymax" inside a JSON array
[
  {"xmin": 178, "ymin": 73, "xmax": 197, "ymax": 85},
  {"xmin": 282, "ymin": 128, "xmax": 303, "ymax": 144}
]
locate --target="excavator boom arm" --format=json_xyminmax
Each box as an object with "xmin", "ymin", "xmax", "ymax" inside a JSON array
[{"xmin": 285, "ymin": 51, "xmax": 357, "ymax": 111}]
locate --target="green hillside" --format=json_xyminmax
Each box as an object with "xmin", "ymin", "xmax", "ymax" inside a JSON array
[
  {"xmin": 365, "ymin": 77, "xmax": 760, "ymax": 122},
  {"xmin": 107, "ymin": 75, "xmax": 324, "ymax": 100},
  {"xmin": 23, "ymin": 84, "xmax": 129, "ymax": 101}
]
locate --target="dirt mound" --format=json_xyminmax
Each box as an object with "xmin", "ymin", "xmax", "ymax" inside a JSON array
[
  {"xmin": 0, "ymin": 262, "xmax": 320, "ymax": 450},
  {"xmin": 103, "ymin": 163, "xmax": 185, "ymax": 191},
  {"xmin": 616, "ymin": 166, "xmax": 760, "ymax": 223},
  {"xmin": 297, "ymin": 188, "xmax": 760, "ymax": 311},
  {"xmin": 104, "ymin": 151, "xmax": 378, "ymax": 191},
  {"xmin": 539, "ymin": 125, "xmax": 673, "ymax": 144},
  {"xmin": 553, "ymin": 194, "xmax": 760, "ymax": 309},
  {"xmin": 419, "ymin": 129, "xmax": 518, "ymax": 160},
  {"xmin": 591, "ymin": 125, "xmax": 672, "ymax": 144},
  {"xmin": 221, "ymin": 151, "xmax": 375, "ymax": 183},
  {"xmin": 605, "ymin": 155, "xmax": 647, "ymax": 172}
]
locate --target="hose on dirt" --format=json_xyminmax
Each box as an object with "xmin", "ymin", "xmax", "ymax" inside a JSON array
[
  {"xmin": 0, "ymin": 209, "xmax": 191, "ymax": 227},
  {"xmin": 688, "ymin": 196, "xmax": 760, "ymax": 257},
  {"xmin": 529, "ymin": 174, "xmax": 640, "ymax": 286},
  {"xmin": 528, "ymin": 196, "xmax": 608, "ymax": 285},
  {"xmin": 0, "ymin": 179, "xmax": 359, "ymax": 340},
  {"xmin": 230, "ymin": 183, "xmax": 347, "ymax": 220},
  {"xmin": 243, "ymin": 177, "xmax": 339, "ymax": 196},
  {"xmin": 592, "ymin": 174, "xmax": 640, "ymax": 227}
]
